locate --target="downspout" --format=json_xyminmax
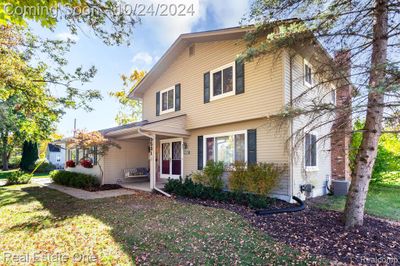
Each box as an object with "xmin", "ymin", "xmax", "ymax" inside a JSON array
[
  {"xmin": 137, "ymin": 128, "xmax": 171, "ymax": 197},
  {"xmin": 288, "ymin": 53, "xmax": 295, "ymax": 202}
]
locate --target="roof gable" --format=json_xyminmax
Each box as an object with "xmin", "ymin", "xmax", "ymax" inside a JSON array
[
  {"xmin": 130, "ymin": 26, "xmax": 252, "ymax": 99},
  {"xmin": 48, "ymin": 144, "xmax": 61, "ymax": 152}
]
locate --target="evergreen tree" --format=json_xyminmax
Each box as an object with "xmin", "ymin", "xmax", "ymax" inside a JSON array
[{"xmin": 20, "ymin": 141, "xmax": 38, "ymax": 171}]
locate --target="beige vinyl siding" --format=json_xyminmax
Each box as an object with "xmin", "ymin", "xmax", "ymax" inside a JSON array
[
  {"xmin": 283, "ymin": 51, "xmax": 333, "ymax": 199},
  {"xmin": 66, "ymin": 164, "xmax": 103, "ymax": 181},
  {"xmin": 142, "ymin": 39, "xmax": 285, "ymax": 130},
  {"xmin": 183, "ymin": 118, "xmax": 290, "ymax": 197},
  {"xmin": 142, "ymin": 115, "xmax": 188, "ymax": 135},
  {"xmin": 102, "ymin": 139, "xmax": 149, "ymax": 184},
  {"xmin": 65, "ymin": 140, "xmax": 149, "ymax": 184}
]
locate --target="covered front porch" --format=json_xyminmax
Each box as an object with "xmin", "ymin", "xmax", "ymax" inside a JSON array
[{"xmin": 103, "ymin": 115, "xmax": 189, "ymax": 195}]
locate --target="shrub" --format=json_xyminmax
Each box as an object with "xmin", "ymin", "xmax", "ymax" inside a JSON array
[
  {"xmin": 6, "ymin": 171, "xmax": 33, "ymax": 185},
  {"xmin": 29, "ymin": 159, "xmax": 56, "ymax": 173},
  {"xmin": 50, "ymin": 170, "xmax": 99, "ymax": 189},
  {"xmin": 229, "ymin": 162, "xmax": 284, "ymax": 196},
  {"xmin": 228, "ymin": 161, "xmax": 248, "ymax": 192},
  {"xmin": 66, "ymin": 160, "xmax": 76, "ymax": 168},
  {"xmin": 2, "ymin": 156, "xmax": 22, "ymax": 169},
  {"xmin": 164, "ymin": 177, "xmax": 271, "ymax": 209},
  {"xmin": 350, "ymin": 119, "xmax": 400, "ymax": 183},
  {"xmin": 192, "ymin": 161, "xmax": 224, "ymax": 190}
]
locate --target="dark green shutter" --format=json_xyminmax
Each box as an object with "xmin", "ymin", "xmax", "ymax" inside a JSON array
[
  {"xmin": 75, "ymin": 148, "xmax": 79, "ymax": 164},
  {"xmin": 175, "ymin": 83, "xmax": 181, "ymax": 111},
  {"xmin": 198, "ymin": 136, "xmax": 203, "ymax": 170},
  {"xmin": 236, "ymin": 59, "xmax": 245, "ymax": 94},
  {"xmin": 93, "ymin": 146, "xmax": 98, "ymax": 165},
  {"xmin": 247, "ymin": 129, "xmax": 257, "ymax": 165},
  {"xmin": 156, "ymin": 91, "xmax": 160, "ymax": 116},
  {"xmin": 311, "ymin": 134, "xmax": 317, "ymax": 166},
  {"xmin": 305, "ymin": 134, "xmax": 310, "ymax": 166},
  {"xmin": 204, "ymin": 72, "xmax": 210, "ymax": 103}
]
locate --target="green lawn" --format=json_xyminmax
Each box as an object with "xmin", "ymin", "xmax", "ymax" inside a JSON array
[
  {"xmin": 313, "ymin": 184, "xmax": 400, "ymax": 221},
  {"xmin": 0, "ymin": 170, "xmax": 50, "ymax": 180},
  {"xmin": 0, "ymin": 184, "xmax": 321, "ymax": 265},
  {"xmin": 0, "ymin": 170, "xmax": 19, "ymax": 179}
]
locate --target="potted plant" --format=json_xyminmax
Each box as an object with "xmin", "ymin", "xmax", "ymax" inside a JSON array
[
  {"xmin": 66, "ymin": 160, "xmax": 76, "ymax": 168},
  {"xmin": 80, "ymin": 158, "xmax": 93, "ymax": 168}
]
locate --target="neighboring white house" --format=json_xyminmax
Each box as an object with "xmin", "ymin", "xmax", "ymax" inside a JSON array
[{"xmin": 46, "ymin": 144, "xmax": 65, "ymax": 169}]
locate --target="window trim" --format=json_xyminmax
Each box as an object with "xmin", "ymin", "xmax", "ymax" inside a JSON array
[
  {"xmin": 210, "ymin": 62, "xmax": 236, "ymax": 102},
  {"xmin": 159, "ymin": 86, "xmax": 175, "ymax": 115},
  {"xmin": 203, "ymin": 130, "xmax": 247, "ymax": 168},
  {"xmin": 331, "ymin": 85, "xmax": 336, "ymax": 105},
  {"xmin": 304, "ymin": 59, "xmax": 313, "ymax": 88},
  {"xmin": 304, "ymin": 132, "xmax": 319, "ymax": 171}
]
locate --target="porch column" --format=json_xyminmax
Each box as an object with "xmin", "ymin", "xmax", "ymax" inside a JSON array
[{"xmin": 150, "ymin": 134, "xmax": 157, "ymax": 190}]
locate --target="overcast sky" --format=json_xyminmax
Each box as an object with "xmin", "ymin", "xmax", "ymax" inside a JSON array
[{"xmin": 32, "ymin": 0, "xmax": 251, "ymax": 137}]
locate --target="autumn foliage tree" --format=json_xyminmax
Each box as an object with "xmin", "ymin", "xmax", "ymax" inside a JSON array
[
  {"xmin": 243, "ymin": 0, "xmax": 399, "ymax": 228},
  {"xmin": 68, "ymin": 130, "xmax": 120, "ymax": 184},
  {"xmin": 109, "ymin": 69, "xmax": 146, "ymax": 125},
  {"xmin": 0, "ymin": 25, "xmax": 101, "ymax": 170},
  {"xmin": 0, "ymin": 0, "xmax": 138, "ymax": 46}
]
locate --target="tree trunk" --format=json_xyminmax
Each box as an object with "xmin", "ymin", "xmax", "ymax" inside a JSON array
[
  {"xmin": 1, "ymin": 131, "xmax": 9, "ymax": 171},
  {"xmin": 344, "ymin": 0, "xmax": 388, "ymax": 228}
]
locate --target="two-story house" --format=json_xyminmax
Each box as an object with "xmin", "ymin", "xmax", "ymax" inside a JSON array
[{"xmin": 64, "ymin": 25, "xmax": 337, "ymax": 202}]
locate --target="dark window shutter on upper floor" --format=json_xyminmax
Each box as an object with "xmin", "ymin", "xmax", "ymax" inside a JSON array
[
  {"xmin": 198, "ymin": 136, "xmax": 203, "ymax": 170},
  {"xmin": 236, "ymin": 59, "xmax": 245, "ymax": 95},
  {"xmin": 175, "ymin": 83, "xmax": 181, "ymax": 111},
  {"xmin": 247, "ymin": 129, "xmax": 257, "ymax": 165},
  {"xmin": 156, "ymin": 91, "xmax": 160, "ymax": 116},
  {"xmin": 204, "ymin": 72, "xmax": 210, "ymax": 103}
]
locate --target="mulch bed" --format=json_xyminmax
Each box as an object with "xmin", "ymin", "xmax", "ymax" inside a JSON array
[
  {"xmin": 85, "ymin": 184, "xmax": 123, "ymax": 192},
  {"xmin": 177, "ymin": 197, "xmax": 400, "ymax": 265}
]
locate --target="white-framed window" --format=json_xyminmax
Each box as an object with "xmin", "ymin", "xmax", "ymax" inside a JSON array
[
  {"xmin": 210, "ymin": 62, "xmax": 235, "ymax": 101},
  {"xmin": 203, "ymin": 130, "xmax": 247, "ymax": 168},
  {"xmin": 304, "ymin": 59, "xmax": 313, "ymax": 87},
  {"xmin": 331, "ymin": 86, "xmax": 336, "ymax": 105},
  {"xmin": 305, "ymin": 132, "xmax": 318, "ymax": 170},
  {"xmin": 160, "ymin": 86, "xmax": 175, "ymax": 115}
]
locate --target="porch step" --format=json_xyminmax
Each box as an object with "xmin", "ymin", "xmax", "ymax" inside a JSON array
[
  {"xmin": 120, "ymin": 183, "xmax": 152, "ymax": 192},
  {"xmin": 117, "ymin": 177, "xmax": 150, "ymax": 184}
]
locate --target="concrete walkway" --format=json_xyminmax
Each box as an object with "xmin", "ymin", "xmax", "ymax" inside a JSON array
[{"xmin": 33, "ymin": 178, "xmax": 138, "ymax": 200}]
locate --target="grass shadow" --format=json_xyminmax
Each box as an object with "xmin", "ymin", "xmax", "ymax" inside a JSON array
[{"xmin": 0, "ymin": 184, "xmax": 321, "ymax": 265}]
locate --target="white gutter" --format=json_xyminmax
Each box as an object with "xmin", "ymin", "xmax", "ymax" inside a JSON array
[{"xmin": 137, "ymin": 128, "xmax": 171, "ymax": 197}]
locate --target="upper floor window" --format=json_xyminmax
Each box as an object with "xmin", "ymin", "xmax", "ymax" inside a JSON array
[
  {"xmin": 305, "ymin": 133, "xmax": 318, "ymax": 170},
  {"xmin": 210, "ymin": 62, "xmax": 235, "ymax": 101},
  {"xmin": 304, "ymin": 59, "xmax": 313, "ymax": 87},
  {"xmin": 160, "ymin": 86, "xmax": 175, "ymax": 115}
]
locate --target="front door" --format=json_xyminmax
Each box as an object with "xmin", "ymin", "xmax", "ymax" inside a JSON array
[{"xmin": 160, "ymin": 138, "xmax": 183, "ymax": 179}]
